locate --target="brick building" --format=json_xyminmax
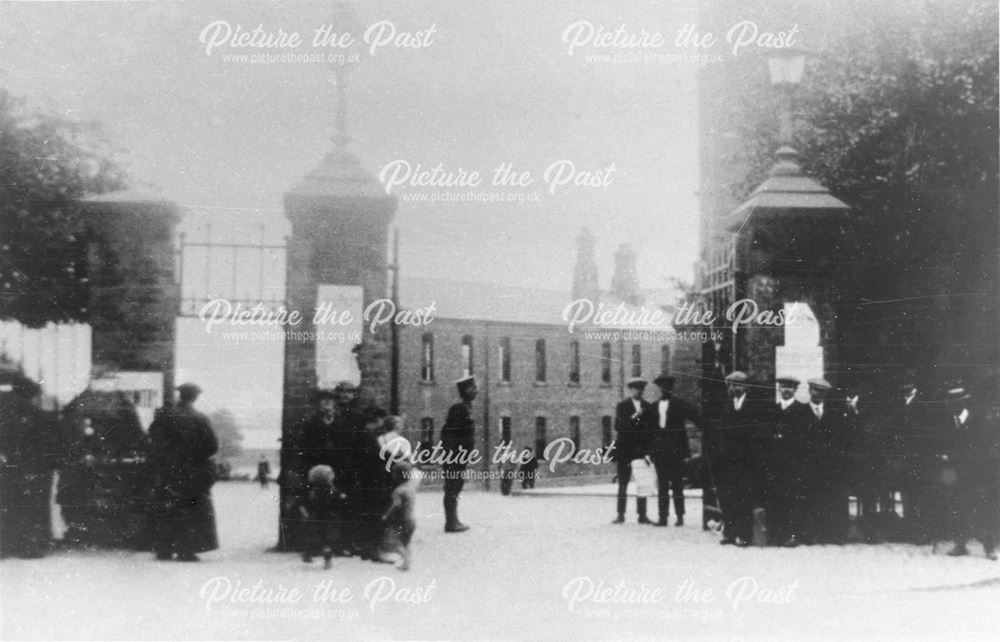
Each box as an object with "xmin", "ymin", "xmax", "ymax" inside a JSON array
[{"xmin": 395, "ymin": 234, "xmax": 702, "ymax": 485}]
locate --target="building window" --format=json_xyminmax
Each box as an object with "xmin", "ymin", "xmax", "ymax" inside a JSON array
[
  {"xmin": 569, "ymin": 416, "xmax": 581, "ymax": 450},
  {"xmin": 500, "ymin": 416, "xmax": 512, "ymax": 446},
  {"xmin": 568, "ymin": 340, "xmax": 580, "ymax": 384},
  {"xmin": 421, "ymin": 333, "xmax": 434, "ymax": 382},
  {"xmin": 461, "ymin": 335, "xmax": 474, "ymax": 377},
  {"xmin": 631, "ymin": 344, "xmax": 642, "ymax": 377},
  {"xmin": 420, "ymin": 417, "xmax": 434, "ymax": 447},
  {"xmin": 601, "ymin": 416, "xmax": 612, "ymax": 449},
  {"xmin": 535, "ymin": 417, "xmax": 547, "ymax": 457},
  {"xmin": 535, "ymin": 339, "xmax": 546, "ymax": 382},
  {"xmin": 661, "ymin": 345, "xmax": 671, "ymax": 374},
  {"xmin": 499, "ymin": 337, "xmax": 511, "ymax": 383},
  {"xmin": 601, "ymin": 342, "xmax": 612, "ymax": 384}
]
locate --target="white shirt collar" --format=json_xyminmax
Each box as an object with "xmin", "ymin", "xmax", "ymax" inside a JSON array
[
  {"xmin": 956, "ymin": 408, "xmax": 969, "ymax": 425},
  {"xmin": 779, "ymin": 398, "xmax": 794, "ymax": 410},
  {"xmin": 733, "ymin": 394, "xmax": 746, "ymax": 410}
]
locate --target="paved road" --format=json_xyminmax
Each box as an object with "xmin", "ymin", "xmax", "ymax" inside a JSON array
[{"xmin": 2, "ymin": 482, "xmax": 998, "ymax": 640}]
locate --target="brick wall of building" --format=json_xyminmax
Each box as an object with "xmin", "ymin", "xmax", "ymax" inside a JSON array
[{"xmin": 397, "ymin": 318, "xmax": 703, "ymax": 486}]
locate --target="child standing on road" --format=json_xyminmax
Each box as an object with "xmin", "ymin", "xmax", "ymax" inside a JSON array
[{"xmin": 299, "ymin": 465, "xmax": 347, "ymax": 569}]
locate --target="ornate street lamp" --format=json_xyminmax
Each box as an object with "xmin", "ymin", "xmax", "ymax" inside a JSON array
[{"xmin": 766, "ymin": 48, "xmax": 808, "ymax": 145}]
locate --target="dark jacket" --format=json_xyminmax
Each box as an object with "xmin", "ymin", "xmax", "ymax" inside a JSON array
[
  {"xmin": 941, "ymin": 407, "xmax": 997, "ymax": 489},
  {"xmin": 755, "ymin": 400, "xmax": 813, "ymax": 488},
  {"xmin": 641, "ymin": 397, "xmax": 694, "ymax": 463},
  {"xmin": 148, "ymin": 404, "xmax": 219, "ymax": 554},
  {"xmin": 149, "ymin": 405, "xmax": 218, "ymax": 496},
  {"xmin": 291, "ymin": 408, "xmax": 365, "ymax": 491},
  {"xmin": 441, "ymin": 401, "xmax": 475, "ymax": 469},
  {"xmin": 800, "ymin": 401, "xmax": 853, "ymax": 489},
  {"xmin": 613, "ymin": 397, "xmax": 650, "ymax": 462},
  {"xmin": 711, "ymin": 393, "xmax": 770, "ymax": 487}
]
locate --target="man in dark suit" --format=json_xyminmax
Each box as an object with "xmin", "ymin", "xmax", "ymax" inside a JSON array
[
  {"xmin": 713, "ymin": 371, "xmax": 767, "ymax": 546},
  {"xmin": 756, "ymin": 376, "xmax": 812, "ymax": 546},
  {"xmin": 802, "ymin": 377, "xmax": 853, "ymax": 544},
  {"xmin": 941, "ymin": 388, "xmax": 998, "ymax": 560},
  {"xmin": 441, "ymin": 375, "xmax": 477, "ymax": 533},
  {"xmin": 643, "ymin": 374, "xmax": 696, "ymax": 527},
  {"xmin": 612, "ymin": 377, "xmax": 651, "ymax": 524}
]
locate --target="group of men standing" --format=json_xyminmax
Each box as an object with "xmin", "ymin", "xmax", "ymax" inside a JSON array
[
  {"xmin": 278, "ymin": 382, "xmax": 393, "ymax": 559},
  {"xmin": 613, "ymin": 371, "xmax": 1000, "ymax": 558},
  {"xmin": 613, "ymin": 374, "xmax": 696, "ymax": 527}
]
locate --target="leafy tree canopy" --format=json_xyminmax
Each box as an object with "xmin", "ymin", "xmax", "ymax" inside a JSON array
[{"xmin": 0, "ymin": 88, "xmax": 129, "ymax": 327}]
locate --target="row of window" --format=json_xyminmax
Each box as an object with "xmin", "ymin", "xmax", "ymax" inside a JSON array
[
  {"xmin": 420, "ymin": 334, "xmax": 670, "ymax": 384},
  {"xmin": 418, "ymin": 415, "xmax": 615, "ymax": 456}
]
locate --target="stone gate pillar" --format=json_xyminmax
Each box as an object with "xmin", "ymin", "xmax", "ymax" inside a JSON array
[
  {"xmin": 276, "ymin": 143, "xmax": 396, "ymax": 549},
  {"xmin": 282, "ymin": 147, "xmax": 397, "ymax": 416}
]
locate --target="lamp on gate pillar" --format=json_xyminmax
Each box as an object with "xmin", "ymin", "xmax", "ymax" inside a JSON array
[{"xmin": 723, "ymin": 49, "xmax": 852, "ymax": 387}]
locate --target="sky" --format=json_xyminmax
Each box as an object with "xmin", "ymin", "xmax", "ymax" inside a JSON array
[
  {"xmin": 0, "ymin": 0, "xmax": 701, "ymax": 291},
  {"xmin": 1, "ymin": 0, "xmax": 706, "ymax": 446}
]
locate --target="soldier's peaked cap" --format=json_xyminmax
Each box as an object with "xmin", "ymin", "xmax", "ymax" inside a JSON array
[
  {"xmin": 454, "ymin": 374, "xmax": 477, "ymax": 389},
  {"xmin": 725, "ymin": 371, "xmax": 748, "ymax": 383}
]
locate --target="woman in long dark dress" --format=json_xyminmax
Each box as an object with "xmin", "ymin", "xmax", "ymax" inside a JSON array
[{"xmin": 148, "ymin": 383, "xmax": 219, "ymax": 561}]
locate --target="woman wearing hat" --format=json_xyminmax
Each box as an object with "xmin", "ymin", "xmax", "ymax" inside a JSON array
[{"xmin": 149, "ymin": 383, "xmax": 219, "ymax": 561}]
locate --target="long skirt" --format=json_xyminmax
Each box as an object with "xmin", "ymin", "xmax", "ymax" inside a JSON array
[{"xmin": 154, "ymin": 490, "xmax": 219, "ymax": 554}]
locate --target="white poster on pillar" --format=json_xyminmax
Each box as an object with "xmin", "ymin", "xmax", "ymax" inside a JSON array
[
  {"xmin": 774, "ymin": 301, "xmax": 824, "ymax": 403},
  {"xmin": 315, "ymin": 284, "xmax": 363, "ymax": 389}
]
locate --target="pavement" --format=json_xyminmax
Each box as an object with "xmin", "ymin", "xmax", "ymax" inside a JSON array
[
  {"xmin": 518, "ymin": 482, "xmax": 703, "ymax": 498},
  {"xmin": 2, "ymin": 481, "xmax": 999, "ymax": 641}
]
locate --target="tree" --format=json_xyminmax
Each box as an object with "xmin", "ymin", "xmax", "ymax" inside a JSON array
[
  {"xmin": 0, "ymin": 88, "xmax": 129, "ymax": 327},
  {"xmin": 716, "ymin": 0, "xmax": 998, "ymax": 370},
  {"xmin": 208, "ymin": 409, "xmax": 245, "ymax": 465}
]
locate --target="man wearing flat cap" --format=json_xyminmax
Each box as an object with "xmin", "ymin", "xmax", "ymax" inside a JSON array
[
  {"xmin": 149, "ymin": 383, "xmax": 218, "ymax": 561},
  {"xmin": 641, "ymin": 374, "xmax": 697, "ymax": 526},
  {"xmin": 441, "ymin": 375, "xmax": 477, "ymax": 532},
  {"xmin": 802, "ymin": 377, "xmax": 852, "ymax": 544},
  {"xmin": 755, "ymin": 376, "xmax": 812, "ymax": 546},
  {"xmin": 711, "ymin": 371, "xmax": 767, "ymax": 546},
  {"xmin": 612, "ymin": 377, "xmax": 651, "ymax": 524}
]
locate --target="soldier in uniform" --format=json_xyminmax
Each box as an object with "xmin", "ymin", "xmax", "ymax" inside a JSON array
[
  {"xmin": 441, "ymin": 375, "xmax": 477, "ymax": 533},
  {"xmin": 941, "ymin": 388, "xmax": 998, "ymax": 560},
  {"xmin": 612, "ymin": 377, "xmax": 651, "ymax": 524},
  {"xmin": 148, "ymin": 383, "xmax": 219, "ymax": 561},
  {"xmin": 713, "ymin": 371, "xmax": 766, "ymax": 546},
  {"xmin": 642, "ymin": 374, "xmax": 696, "ymax": 527},
  {"xmin": 756, "ymin": 376, "xmax": 812, "ymax": 546}
]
